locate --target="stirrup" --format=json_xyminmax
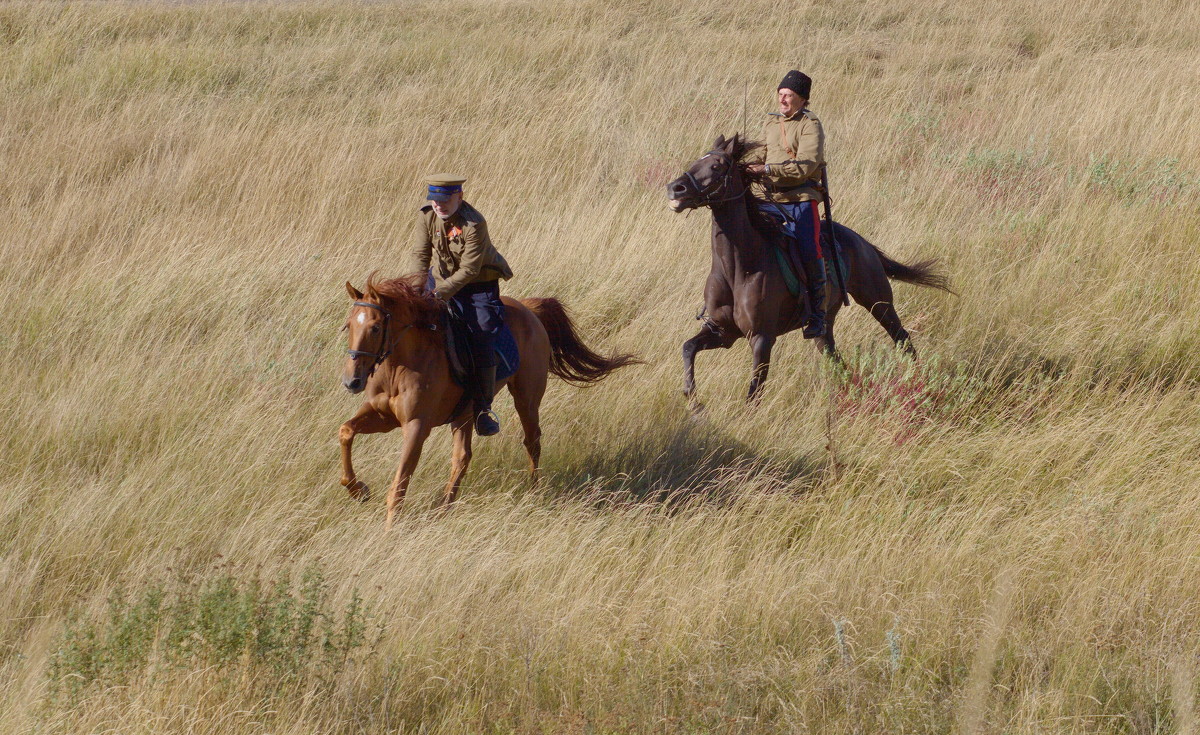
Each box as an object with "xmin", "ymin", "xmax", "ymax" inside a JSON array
[
  {"xmin": 803, "ymin": 317, "xmax": 826, "ymax": 339},
  {"xmin": 475, "ymin": 408, "xmax": 501, "ymax": 436}
]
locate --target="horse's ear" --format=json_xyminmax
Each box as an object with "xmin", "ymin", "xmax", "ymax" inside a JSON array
[
  {"xmin": 346, "ymin": 281, "xmax": 363, "ymax": 300},
  {"xmin": 713, "ymin": 134, "xmax": 726, "ymax": 150},
  {"xmin": 726, "ymin": 133, "xmax": 740, "ymax": 152}
]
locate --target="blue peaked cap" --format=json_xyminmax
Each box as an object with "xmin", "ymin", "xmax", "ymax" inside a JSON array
[
  {"xmin": 427, "ymin": 184, "xmax": 461, "ymax": 202},
  {"xmin": 426, "ymin": 174, "xmax": 466, "ymax": 202}
]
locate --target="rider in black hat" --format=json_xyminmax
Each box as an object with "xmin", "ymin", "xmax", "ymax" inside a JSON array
[{"xmin": 748, "ymin": 70, "xmax": 827, "ymax": 339}]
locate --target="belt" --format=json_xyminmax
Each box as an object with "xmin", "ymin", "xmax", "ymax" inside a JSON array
[{"xmin": 454, "ymin": 278, "xmax": 500, "ymax": 297}]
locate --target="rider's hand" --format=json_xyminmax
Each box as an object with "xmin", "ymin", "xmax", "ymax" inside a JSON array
[{"xmin": 747, "ymin": 164, "xmax": 766, "ymax": 174}]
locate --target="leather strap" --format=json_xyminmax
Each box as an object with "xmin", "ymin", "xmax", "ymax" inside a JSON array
[{"xmin": 778, "ymin": 118, "xmax": 797, "ymax": 159}]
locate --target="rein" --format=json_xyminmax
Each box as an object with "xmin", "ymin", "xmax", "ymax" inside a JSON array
[{"xmin": 346, "ymin": 300, "xmax": 430, "ymax": 374}]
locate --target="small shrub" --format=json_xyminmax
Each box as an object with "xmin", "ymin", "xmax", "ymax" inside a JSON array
[
  {"xmin": 955, "ymin": 147, "xmax": 1059, "ymax": 205},
  {"xmin": 1085, "ymin": 154, "xmax": 1197, "ymax": 205},
  {"xmin": 827, "ymin": 349, "xmax": 987, "ymax": 444},
  {"xmin": 45, "ymin": 563, "xmax": 378, "ymax": 709}
]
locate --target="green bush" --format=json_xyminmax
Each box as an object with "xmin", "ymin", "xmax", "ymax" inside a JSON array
[{"xmin": 46, "ymin": 563, "xmax": 377, "ymax": 707}]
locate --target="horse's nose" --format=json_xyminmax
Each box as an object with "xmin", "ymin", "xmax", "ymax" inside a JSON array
[
  {"xmin": 343, "ymin": 376, "xmax": 364, "ymax": 393},
  {"xmin": 667, "ymin": 178, "xmax": 690, "ymax": 199}
]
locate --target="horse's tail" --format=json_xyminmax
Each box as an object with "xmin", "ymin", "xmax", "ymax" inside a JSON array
[
  {"xmin": 522, "ymin": 298, "xmax": 642, "ymax": 385},
  {"xmin": 872, "ymin": 245, "xmax": 955, "ymax": 294}
]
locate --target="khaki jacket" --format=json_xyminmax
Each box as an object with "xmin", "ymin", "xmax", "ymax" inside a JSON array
[
  {"xmin": 762, "ymin": 109, "xmax": 825, "ymax": 202},
  {"xmin": 407, "ymin": 202, "xmax": 513, "ymax": 299}
]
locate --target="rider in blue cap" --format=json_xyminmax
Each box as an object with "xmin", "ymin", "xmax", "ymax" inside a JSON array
[{"xmin": 408, "ymin": 174, "xmax": 513, "ymax": 436}]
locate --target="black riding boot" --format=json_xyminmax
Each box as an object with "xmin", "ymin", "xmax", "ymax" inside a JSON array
[
  {"xmin": 472, "ymin": 363, "xmax": 500, "ymax": 437},
  {"xmin": 802, "ymin": 256, "xmax": 827, "ymax": 339}
]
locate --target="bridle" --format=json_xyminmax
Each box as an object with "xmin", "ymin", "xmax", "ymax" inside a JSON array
[
  {"xmin": 345, "ymin": 300, "xmax": 421, "ymax": 375},
  {"xmin": 683, "ymin": 151, "xmax": 747, "ymax": 207}
]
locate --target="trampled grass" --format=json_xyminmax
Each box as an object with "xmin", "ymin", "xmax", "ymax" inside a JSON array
[{"xmin": 3, "ymin": 0, "xmax": 1200, "ymax": 732}]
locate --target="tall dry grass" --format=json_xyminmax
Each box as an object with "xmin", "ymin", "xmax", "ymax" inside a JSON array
[{"xmin": 3, "ymin": 0, "xmax": 1200, "ymax": 732}]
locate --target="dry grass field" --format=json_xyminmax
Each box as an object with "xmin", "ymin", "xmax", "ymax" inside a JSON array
[{"xmin": 3, "ymin": 0, "xmax": 1200, "ymax": 732}]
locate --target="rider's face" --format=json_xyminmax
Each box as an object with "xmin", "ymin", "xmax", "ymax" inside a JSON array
[
  {"xmin": 431, "ymin": 191, "xmax": 463, "ymax": 219},
  {"xmin": 778, "ymin": 88, "xmax": 805, "ymax": 117}
]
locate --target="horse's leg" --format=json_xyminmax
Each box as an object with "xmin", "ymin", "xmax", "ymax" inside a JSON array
[
  {"xmin": 812, "ymin": 297, "xmax": 843, "ymax": 363},
  {"xmin": 849, "ymin": 261, "xmax": 917, "ymax": 357},
  {"xmin": 869, "ymin": 301, "xmax": 916, "ymax": 358},
  {"xmin": 385, "ymin": 419, "xmax": 432, "ymax": 529},
  {"xmin": 338, "ymin": 405, "xmax": 397, "ymax": 502},
  {"xmin": 440, "ymin": 417, "xmax": 473, "ymax": 508},
  {"xmin": 747, "ymin": 332, "xmax": 776, "ymax": 403},
  {"xmin": 682, "ymin": 326, "xmax": 725, "ymax": 406},
  {"xmin": 509, "ymin": 374, "xmax": 545, "ymax": 484}
]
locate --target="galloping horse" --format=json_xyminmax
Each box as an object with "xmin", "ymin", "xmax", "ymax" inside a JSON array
[
  {"xmin": 340, "ymin": 273, "xmax": 639, "ymax": 528},
  {"xmin": 666, "ymin": 134, "xmax": 952, "ymax": 404}
]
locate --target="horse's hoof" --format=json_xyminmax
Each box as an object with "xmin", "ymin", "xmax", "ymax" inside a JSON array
[
  {"xmin": 688, "ymin": 399, "xmax": 706, "ymax": 416},
  {"xmin": 345, "ymin": 481, "xmax": 370, "ymax": 503}
]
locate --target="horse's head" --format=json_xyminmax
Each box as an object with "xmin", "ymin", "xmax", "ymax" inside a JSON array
[
  {"xmin": 341, "ymin": 274, "xmax": 441, "ymax": 393},
  {"xmin": 667, "ymin": 134, "xmax": 745, "ymax": 212},
  {"xmin": 341, "ymin": 281, "xmax": 390, "ymax": 393}
]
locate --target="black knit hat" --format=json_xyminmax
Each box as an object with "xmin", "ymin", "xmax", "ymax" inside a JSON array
[{"xmin": 778, "ymin": 69, "xmax": 812, "ymax": 99}]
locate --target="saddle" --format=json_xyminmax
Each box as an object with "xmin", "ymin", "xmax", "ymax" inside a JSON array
[
  {"xmin": 758, "ymin": 208, "xmax": 848, "ymax": 297},
  {"xmin": 441, "ymin": 310, "xmax": 520, "ymax": 388},
  {"xmin": 758, "ymin": 208, "xmax": 808, "ymax": 298},
  {"xmin": 436, "ymin": 310, "xmax": 519, "ymax": 425}
]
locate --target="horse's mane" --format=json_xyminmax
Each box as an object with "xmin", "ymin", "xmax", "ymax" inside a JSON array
[
  {"xmin": 727, "ymin": 137, "xmax": 791, "ymax": 243},
  {"xmin": 364, "ymin": 271, "xmax": 442, "ymax": 325}
]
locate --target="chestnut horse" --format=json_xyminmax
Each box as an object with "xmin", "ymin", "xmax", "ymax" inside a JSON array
[
  {"xmin": 667, "ymin": 134, "xmax": 952, "ymax": 404},
  {"xmin": 339, "ymin": 273, "xmax": 639, "ymax": 528}
]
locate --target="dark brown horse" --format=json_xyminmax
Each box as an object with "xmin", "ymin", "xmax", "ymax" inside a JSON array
[
  {"xmin": 667, "ymin": 134, "xmax": 951, "ymax": 404},
  {"xmin": 340, "ymin": 273, "xmax": 639, "ymax": 528}
]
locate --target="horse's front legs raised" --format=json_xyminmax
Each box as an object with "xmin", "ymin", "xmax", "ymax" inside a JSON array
[
  {"xmin": 440, "ymin": 417, "xmax": 474, "ymax": 508},
  {"xmin": 385, "ymin": 419, "xmax": 432, "ymax": 529},
  {"xmin": 339, "ymin": 405, "xmax": 397, "ymax": 502},
  {"xmin": 747, "ymin": 333, "xmax": 776, "ymax": 403},
  {"xmin": 682, "ymin": 325, "xmax": 726, "ymax": 410}
]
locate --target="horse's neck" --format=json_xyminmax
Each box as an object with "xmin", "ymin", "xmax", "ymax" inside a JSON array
[
  {"xmin": 375, "ymin": 331, "xmax": 446, "ymax": 387},
  {"xmin": 710, "ymin": 196, "xmax": 766, "ymax": 279}
]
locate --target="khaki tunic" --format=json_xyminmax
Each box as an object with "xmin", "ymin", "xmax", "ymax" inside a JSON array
[
  {"xmin": 407, "ymin": 201, "xmax": 513, "ymax": 300},
  {"xmin": 762, "ymin": 109, "xmax": 825, "ymax": 203}
]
